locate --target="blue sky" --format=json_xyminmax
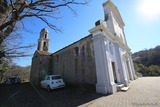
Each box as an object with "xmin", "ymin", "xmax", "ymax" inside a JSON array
[{"xmin": 14, "ymin": 0, "xmax": 160, "ymax": 66}]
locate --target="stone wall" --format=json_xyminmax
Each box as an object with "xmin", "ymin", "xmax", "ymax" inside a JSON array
[
  {"xmin": 30, "ymin": 51, "xmax": 52, "ymax": 86},
  {"xmin": 52, "ymin": 35, "xmax": 97, "ymax": 85}
]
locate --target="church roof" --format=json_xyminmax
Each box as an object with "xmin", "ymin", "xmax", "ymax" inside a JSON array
[
  {"xmin": 41, "ymin": 28, "xmax": 48, "ymax": 33},
  {"xmin": 52, "ymin": 34, "xmax": 92, "ymax": 55}
]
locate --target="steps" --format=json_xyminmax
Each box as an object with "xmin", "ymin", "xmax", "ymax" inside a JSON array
[
  {"xmin": 121, "ymin": 87, "xmax": 129, "ymax": 91},
  {"xmin": 116, "ymin": 84, "xmax": 124, "ymax": 91},
  {"xmin": 116, "ymin": 84, "xmax": 129, "ymax": 92}
]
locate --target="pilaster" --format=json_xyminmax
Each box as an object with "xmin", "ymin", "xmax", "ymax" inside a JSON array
[
  {"xmin": 114, "ymin": 43, "xmax": 125, "ymax": 83},
  {"xmin": 121, "ymin": 52, "xmax": 129, "ymax": 86},
  {"xmin": 127, "ymin": 57, "xmax": 134, "ymax": 80},
  {"xmin": 92, "ymin": 31, "xmax": 117, "ymax": 94},
  {"xmin": 129, "ymin": 55, "xmax": 137, "ymax": 80}
]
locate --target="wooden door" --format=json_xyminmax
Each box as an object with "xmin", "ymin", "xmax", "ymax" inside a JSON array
[{"xmin": 112, "ymin": 62, "xmax": 117, "ymax": 83}]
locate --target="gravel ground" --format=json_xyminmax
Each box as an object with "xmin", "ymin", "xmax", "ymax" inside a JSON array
[
  {"xmin": 0, "ymin": 83, "xmax": 103, "ymax": 107},
  {"xmin": 1, "ymin": 77, "xmax": 160, "ymax": 107}
]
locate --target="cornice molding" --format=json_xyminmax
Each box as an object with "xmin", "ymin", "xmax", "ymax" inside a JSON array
[{"xmin": 89, "ymin": 24, "xmax": 131, "ymax": 51}]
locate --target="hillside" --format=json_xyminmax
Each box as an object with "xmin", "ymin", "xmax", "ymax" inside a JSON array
[
  {"xmin": 132, "ymin": 46, "xmax": 160, "ymax": 76},
  {"xmin": 132, "ymin": 46, "xmax": 160, "ymax": 66}
]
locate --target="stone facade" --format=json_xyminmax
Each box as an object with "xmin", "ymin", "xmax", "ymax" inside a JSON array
[
  {"xmin": 30, "ymin": 51, "xmax": 52, "ymax": 86},
  {"xmin": 52, "ymin": 35, "xmax": 96, "ymax": 85},
  {"xmin": 31, "ymin": 34, "xmax": 97, "ymax": 86},
  {"xmin": 30, "ymin": 0, "xmax": 136, "ymax": 94}
]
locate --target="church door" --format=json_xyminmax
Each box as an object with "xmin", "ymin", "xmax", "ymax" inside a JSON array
[{"xmin": 111, "ymin": 62, "xmax": 117, "ymax": 83}]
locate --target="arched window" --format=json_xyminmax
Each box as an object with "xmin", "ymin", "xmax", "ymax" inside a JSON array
[
  {"xmin": 45, "ymin": 33, "xmax": 47, "ymax": 38},
  {"xmin": 56, "ymin": 55, "xmax": 59, "ymax": 63},
  {"xmin": 74, "ymin": 47, "xmax": 79, "ymax": 57},
  {"xmin": 82, "ymin": 45, "xmax": 85, "ymax": 59},
  {"xmin": 43, "ymin": 42, "xmax": 48, "ymax": 51}
]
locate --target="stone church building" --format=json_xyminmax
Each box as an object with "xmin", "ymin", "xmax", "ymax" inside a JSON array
[{"xmin": 31, "ymin": 0, "xmax": 136, "ymax": 94}]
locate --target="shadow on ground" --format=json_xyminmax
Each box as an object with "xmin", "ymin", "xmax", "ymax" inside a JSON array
[{"xmin": 0, "ymin": 83, "xmax": 105, "ymax": 107}]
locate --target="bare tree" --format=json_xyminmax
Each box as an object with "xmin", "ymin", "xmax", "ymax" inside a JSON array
[
  {"xmin": 1, "ymin": 25, "xmax": 35, "ymax": 58},
  {"xmin": 0, "ymin": 0, "xmax": 89, "ymax": 58}
]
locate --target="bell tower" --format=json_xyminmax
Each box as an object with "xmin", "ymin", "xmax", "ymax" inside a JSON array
[
  {"xmin": 37, "ymin": 28, "xmax": 49, "ymax": 51},
  {"xmin": 103, "ymin": 0, "xmax": 127, "ymax": 44}
]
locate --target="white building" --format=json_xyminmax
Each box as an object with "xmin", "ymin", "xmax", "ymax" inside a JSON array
[{"xmin": 89, "ymin": 0, "xmax": 137, "ymax": 94}]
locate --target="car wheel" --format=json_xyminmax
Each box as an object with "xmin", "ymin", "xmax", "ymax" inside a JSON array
[{"xmin": 47, "ymin": 85, "xmax": 51, "ymax": 91}]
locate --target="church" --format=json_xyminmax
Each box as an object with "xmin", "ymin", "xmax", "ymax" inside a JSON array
[{"xmin": 30, "ymin": 0, "xmax": 136, "ymax": 94}]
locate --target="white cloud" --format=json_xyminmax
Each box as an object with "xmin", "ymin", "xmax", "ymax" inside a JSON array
[{"xmin": 137, "ymin": 0, "xmax": 160, "ymax": 21}]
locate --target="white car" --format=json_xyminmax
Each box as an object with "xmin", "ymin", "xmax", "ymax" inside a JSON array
[{"xmin": 40, "ymin": 75, "xmax": 65, "ymax": 91}]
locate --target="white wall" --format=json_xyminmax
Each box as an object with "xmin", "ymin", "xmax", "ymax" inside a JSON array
[
  {"xmin": 92, "ymin": 32, "xmax": 117, "ymax": 94},
  {"xmin": 104, "ymin": 7, "xmax": 126, "ymax": 44}
]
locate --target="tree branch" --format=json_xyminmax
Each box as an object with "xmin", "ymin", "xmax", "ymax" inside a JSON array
[{"xmin": 0, "ymin": 0, "xmax": 90, "ymax": 59}]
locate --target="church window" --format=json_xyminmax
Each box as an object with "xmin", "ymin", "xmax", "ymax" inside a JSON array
[
  {"xmin": 43, "ymin": 42, "xmax": 46, "ymax": 47},
  {"xmin": 82, "ymin": 46, "xmax": 85, "ymax": 59},
  {"xmin": 43, "ymin": 42, "xmax": 47, "ymax": 51},
  {"xmin": 74, "ymin": 47, "xmax": 79, "ymax": 57},
  {"xmin": 45, "ymin": 33, "xmax": 47, "ymax": 38},
  {"xmin": 56, "ymin": 55, "xmax": 59, "ymax": 63}
]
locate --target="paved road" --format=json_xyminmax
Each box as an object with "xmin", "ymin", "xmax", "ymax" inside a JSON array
[{"xmin": 79, "ymin": 77, "xmax": 160, "ymax": 107}]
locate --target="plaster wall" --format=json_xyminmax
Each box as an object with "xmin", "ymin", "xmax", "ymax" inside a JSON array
[
  {"xmin": 52, "ymin": 36, "xmax": 97, "ymax": 85},
  {"xmin": 30, "ymin": 52, "xmax": 52, "ymax": 86}
]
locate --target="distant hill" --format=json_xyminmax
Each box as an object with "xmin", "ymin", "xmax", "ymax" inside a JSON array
[{"xmin": 132, "ymin": 46, "xmax": 160, "ymax": 66}]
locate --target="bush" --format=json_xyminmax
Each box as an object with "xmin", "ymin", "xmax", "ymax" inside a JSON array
[{"xmin": 134, "ymin": 63, "xmax": 160, "ymax": 77}]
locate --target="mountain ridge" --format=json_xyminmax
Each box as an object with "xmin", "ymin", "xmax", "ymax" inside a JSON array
[{"xmin": 132, "ymin": 45, "xmax": 160, "ymax": 66}]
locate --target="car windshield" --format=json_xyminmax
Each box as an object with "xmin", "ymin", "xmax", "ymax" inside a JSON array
[{"xmin": 51, "ymin": 76, "xmax": 62, "ymax": 80}]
